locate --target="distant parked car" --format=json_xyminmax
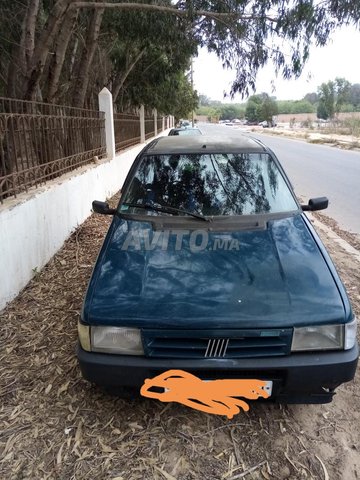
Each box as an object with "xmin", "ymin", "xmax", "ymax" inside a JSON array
[
  {"xmin": 259, "ymin": 120, "xmax": 277, "ymax": 128},
  {"xmin": 168, "ymin": 127, "xmax": 202, "ymax": 136},
  {"xmin": 78, "ymin": 134, "xmax": 358, "ymax": 403},
  {"xmin": 179, "ymin": 120, "xmax": 191, "ymax": 128}
]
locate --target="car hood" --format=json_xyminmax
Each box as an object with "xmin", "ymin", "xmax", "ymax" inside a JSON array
[{"xmin": 83, "ymin": 214, "xmax": 346, "ymax": 328}]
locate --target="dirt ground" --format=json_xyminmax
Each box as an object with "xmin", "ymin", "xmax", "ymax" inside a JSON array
[
  {"xmin": 242, "ymin": 123, "xmax": 360, "ymax": 151},
  {"xmin": 1, "ymin": 195, "xmax": 360, "ymax": 480}
]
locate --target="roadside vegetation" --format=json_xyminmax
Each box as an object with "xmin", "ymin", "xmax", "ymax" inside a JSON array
[
  {"xmin": 251, "ymin": 118, "xmax": 360, "ymax": 150},
  {"xmin": 196, "ymin": 79, "xmax": 360, "ymax": 125},
  {"xmin": 1, "ymin": 1, "xmax": 360, "ymax": 118}
]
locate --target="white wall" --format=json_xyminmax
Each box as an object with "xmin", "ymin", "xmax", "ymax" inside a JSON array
[{"xmin": 0, "ymin": 133, "xmax": 168, "ymax": 311}]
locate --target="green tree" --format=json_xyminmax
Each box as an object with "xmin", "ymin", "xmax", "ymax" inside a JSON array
[
  {"xmin": 196, "ymin": 105, "xmax": 215, "ymax": 116},
  {"xmin": 155, "ymin": 73, "xmax": 199, "ymax": 119},
  {"xmin": 245, "ymin": 93, "xmax": 277, "ymax": 123},
  {"xmin": 276, "ymin": 100, "xmax": 293, "ymax": 114},
  {"xmin": 245, "ymin": 95, "xmax": 263, "ymax": 122},
  {"xmin": 291, "ymin": 100, "xmax": 315, "ymax": 113},
  {"xmin": 259, "ymin": 94, "xmax": 278, "ymax": 123},
  {"xmin": 349, "ymin": 84, "xmax": 360, "ymax": 110},
  {"xmin": 334, "ymin": 77, "xmax": 351, "ymax": 113},
  {"xmin": 317, "ymin": 99, "xmax": 330, "ymax": 120},
  {"xmin": 317, "ymin": 81, "xmax": 335, "ymax": 119},
  {"xmin": 121, "ymin": 49, "xmax": 196, "ymax": 114},
  {"xmin": 317, "ymin": 78, "xmax": 352, "ymax": 119},
  {"xmin": 276, "ymin": 99, "xmax": 314, "ymax": 114},
  {"xmin": 218, "ymin": 104, "xmax": 245, "ymax": 121},
  {"xmin": 198, "ymin": 94, "xmax": 212, "ymax": 106},
  {"xmin": 338, "ymin": 103, "xmax": 355, "ymax": 113},
  {"xmin": 2, "ymin": 0, "xmax": 360, "ymax": 104},
  {"xmin": 304, "ymin": 92, "xmax": 319, "ymax": 105}
]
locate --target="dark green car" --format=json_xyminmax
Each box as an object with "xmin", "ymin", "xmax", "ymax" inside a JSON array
[{"xmin": 78, "ymin": 135, "xmax": 358, "ymax": 403}]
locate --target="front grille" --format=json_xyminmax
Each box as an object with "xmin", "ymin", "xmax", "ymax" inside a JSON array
[
  {"xmin": 142, "ymin": 329, "xmax": 292, "ymax": 358},
  {"xmin": 205, "ymin": 338, "xmax": 229, "ymax": 357}
]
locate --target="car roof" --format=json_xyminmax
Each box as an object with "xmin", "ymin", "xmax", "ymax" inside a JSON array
[{"xmin": 146, "ymin": 135, "xmax": 268, "ymax": 155}]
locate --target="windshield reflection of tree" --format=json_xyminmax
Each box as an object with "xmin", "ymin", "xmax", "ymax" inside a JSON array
[
  {"xmin": 128, "ymin": 153, "xmax": 279, "ymax": 215},
  {"xmin": 216, "ymin": 153, "xmax": 279, "ymax": 214},
  {"xmin": 267, "ymin": 158, "xmax": 279, "ymax": 198}
]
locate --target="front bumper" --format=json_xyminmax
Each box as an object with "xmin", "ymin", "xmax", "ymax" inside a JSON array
[{"xmin": 77, "ymin": 342, "xmax": 359, "ymax": 403}]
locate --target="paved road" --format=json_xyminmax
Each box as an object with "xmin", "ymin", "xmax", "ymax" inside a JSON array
[{"xmin": 199, "ymin": 124, "xmax": 360, "ymax": 234}]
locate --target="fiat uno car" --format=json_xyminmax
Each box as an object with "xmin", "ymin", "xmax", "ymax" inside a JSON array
[{"xmin": 77, "ymin": 135, "xmax": 358, "ymax": 403}]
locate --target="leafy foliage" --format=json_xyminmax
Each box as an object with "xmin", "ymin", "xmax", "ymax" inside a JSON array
[
  {"xmin": 1, "ymin": 0, "xmax": 360, "ymax": 110},
  {"xmin": 303, "ymin": 92, "xmax": 319, "ymax": 105},
  {"xmin": 350, "ymin": 84, "xmax": 360, "ymax": 109},
  {"xmin": 195, "ymin": 98, "xmax": 245, "ymax": 120},
  {"xmin": 185, "ymin": 0, "xmax": 360, "ymax": 97},
  {"xmin": 217, "ymin": 104, "xmax": 246, "ymax": 121},
  {"xmin": 197, "ymin": 78, "xmax": 360, "ymax": 123},
  {"xmin": 0, "ymin": 0, "xmax": 197, "ymax": 115},
  {"xmin": 317, "ymin": 77, "xmax": 352, "ymax": 119},
  {"xmin": 245, "ymin": 94, "xmax": 277, "ymax": 123},
  {"xmin": 277, "ymin": 100, "xmax": 315, "ymax": 114}
]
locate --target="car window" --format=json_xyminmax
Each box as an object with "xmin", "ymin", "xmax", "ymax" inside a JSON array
[
  {"xmin": 175, "ymin": 129, "xmax": 201, "ymax": 136},
  {"xmin": 120, "ymin": 153, "xmax": 298, "ymax": 216},
  {"xmin": 169, "ymin": 129, "xmax": 201, "ymax": 136}
]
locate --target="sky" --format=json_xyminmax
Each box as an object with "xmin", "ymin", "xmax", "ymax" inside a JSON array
[{"xmin": 193, "ymin": 26, "xmax": 360, "ymax": 102}]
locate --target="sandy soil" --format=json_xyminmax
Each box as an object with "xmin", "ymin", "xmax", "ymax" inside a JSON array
[{"xmin": 1, "ymin": 195, "xmax": 359, "ymax": 480}]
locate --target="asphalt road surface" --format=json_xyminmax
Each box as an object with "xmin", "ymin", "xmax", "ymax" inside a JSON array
[{"xmin": 199, "ymin": 123, "xmax": 360, "ymax": 234}]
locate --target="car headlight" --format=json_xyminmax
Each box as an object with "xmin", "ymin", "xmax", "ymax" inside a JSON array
[
  {"xmin": 91, "ymin": 326, "xmax": 144, "ymax": 355},
  {"xmin": 291, "ymin": 318, "xmax": 357, "ymax": 352}
]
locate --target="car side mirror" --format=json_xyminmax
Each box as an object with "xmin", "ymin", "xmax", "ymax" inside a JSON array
[
  {"xmin": 92, "ymin": 200, "xmax": 116, "ymax": 215},
  {"xmin": 301, "ymin": 197, "xmax": 328, "ymax": 212}
]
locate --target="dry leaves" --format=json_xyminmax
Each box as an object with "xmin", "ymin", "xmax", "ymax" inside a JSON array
[{"xmin": 1, "ymin": 190, "xmax": 359, "ymax": 479}]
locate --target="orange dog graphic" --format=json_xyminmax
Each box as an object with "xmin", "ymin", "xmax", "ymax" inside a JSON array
[{"xmin": 140, "ymin": 370, "xmax": 270, "ymax": 418}]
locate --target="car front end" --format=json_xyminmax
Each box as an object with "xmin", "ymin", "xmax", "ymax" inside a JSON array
[{"xmin": 78, "ymin": 135, "xmax": 358, "ymax": 403}]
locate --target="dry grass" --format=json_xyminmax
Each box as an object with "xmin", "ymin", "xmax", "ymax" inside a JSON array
[
  {"xmin": 253, "ymin": 123, "xmax": 360, "ymax": 150},
  {"xmin": 1, "ymin": 193, "xmax": 360, "ymax": 480},
  {"xmin": 308, "ymin": 138, "xmax": 338, "ymax": 145}
]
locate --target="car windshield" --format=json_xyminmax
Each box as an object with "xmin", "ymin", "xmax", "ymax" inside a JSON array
[{"xmin": 120, "ymin": 153, "xmax": 298, "ymax": 216}]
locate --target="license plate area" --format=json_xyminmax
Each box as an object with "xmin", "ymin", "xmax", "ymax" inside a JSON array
[
  {"xmin": 262, "ymin": 380, "xmax": 273, "ymax": 396},
  {"xmin": 202, "ymin": 379, "xmax": 273, "ymax": 397}
]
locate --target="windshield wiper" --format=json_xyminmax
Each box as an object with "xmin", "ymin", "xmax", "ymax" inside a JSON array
[{"xmin": 122, "ymin": 202, "xmax": 210, "ymax": 222}]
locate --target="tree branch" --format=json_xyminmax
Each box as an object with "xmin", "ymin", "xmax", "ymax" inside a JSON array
[
  {"xmin": 69, "ymin": 2, "xmax": 278, "ymax": 23},
  {"xmin": 25, "ymin": 0, "xmax": 73, "ymax": 100},
  {"xmin": 72, "ymin": 7, "xmax": 104, "ymax": 107},
  {"xmin": 46, "ymin": 8, "xmax": 78, "ymax": 102},
  {"xmin": 24, "ymin": 0, "xmax": 40, "ymax": 69},
  {"xmin": 112, "ymin": 48, "xmax": 146, "ymax": 102}
]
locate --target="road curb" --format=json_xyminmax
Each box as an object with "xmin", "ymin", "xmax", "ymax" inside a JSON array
[{"xmin": 307, "ymin": 213, "xmax": 360, "ymax": 264}]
